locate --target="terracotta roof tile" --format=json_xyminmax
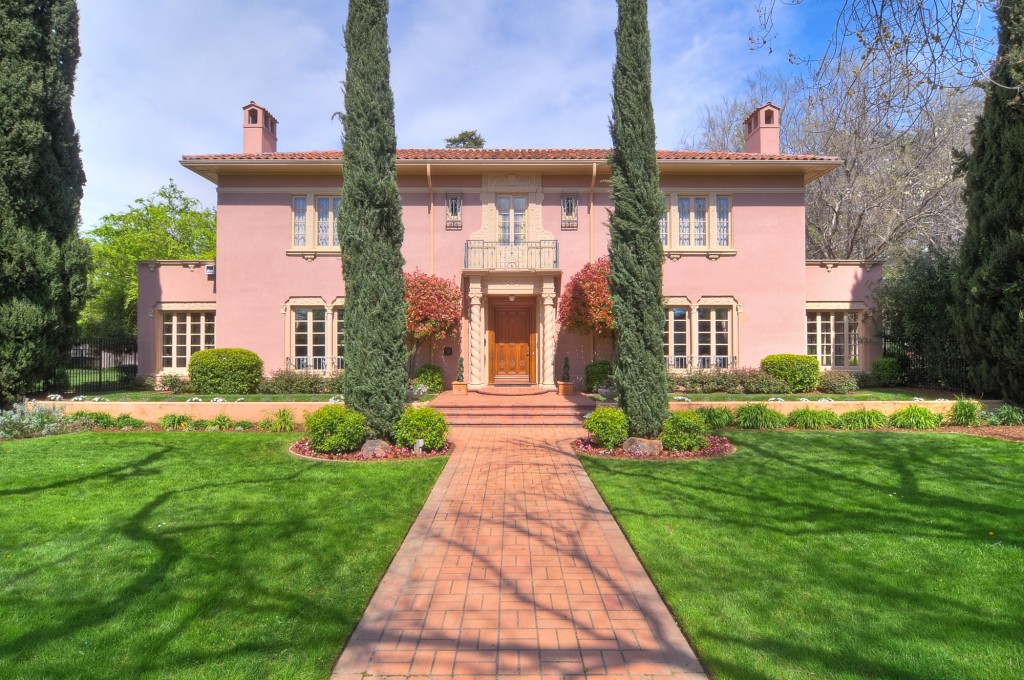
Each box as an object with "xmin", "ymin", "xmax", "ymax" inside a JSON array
[{"xmin": 182, "ymin": 148, "xmax": 837, "ymax": 162}]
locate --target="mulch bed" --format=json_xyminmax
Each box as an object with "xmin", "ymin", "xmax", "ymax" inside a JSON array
[
  {"xmin": 572, "ymin": 435, "xmax": 735, "ymax": 460},
  {"xmin": 289, "ymin": 437, "xmax": 452, "ymax": 462}
]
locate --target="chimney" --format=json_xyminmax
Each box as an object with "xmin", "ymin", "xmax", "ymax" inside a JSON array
[
  {"xmin": 744, "ymin": 103, "xmax": 781, "ymax": 155},
  {"xmin": 242, "ymin": 101, "xmax": 278, "ymax": 154}
]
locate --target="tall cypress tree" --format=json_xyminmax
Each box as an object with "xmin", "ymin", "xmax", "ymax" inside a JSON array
[
  {"xmin": 607, "ymin": 0, "xmax": 669, "ymax": 437},
  {"xmin": 338, "ymin": 0, "xmax": 407, "ymax": 438},
  {"xmin": 955, "ymin": 0, "xmax": 1024, "ymax": 404},
  {"xmin": 0, "ymin": 0, "xmax": 91, "ymax": 405}
]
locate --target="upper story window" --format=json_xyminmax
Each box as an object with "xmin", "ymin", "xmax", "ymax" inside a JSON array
[
  {"xmin": 660, "ymin": 197, "xmax": 669, "ymax": 246},
  {"xmin": 660, "ymin": 192, "xmax": 732, "ymax": 253},
  {"xmin": 316, "ymin": 196, "xmax": 342, "ymax": 247},
  {"xmin": 445, "ymin": 192, "xmax": 463, "ymax": 230},
  {"xmin": 561, "ymin": 193, "xmax": 579, "ymax": 230},
  {"xmin": 716, "ymin": 197, "xmax": 731, "ymax": 247},
  {"xmin": 292, "ymin": 197, "xmax": 307, "ymax": 247},
  {"xmin": 497, "ymin": 195, "xmax": 527, "ymax": 245},
  {"xmin": 678, "ymin": 196, "xmax": 708, "ymax": 247},
  {"xmin": 292, "ymin": 194, "xmax": 341, "ymax": 250}
]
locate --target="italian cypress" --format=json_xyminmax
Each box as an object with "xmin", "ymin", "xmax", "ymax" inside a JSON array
[
  {"xmin": 338, "ymin": 0, "xmax": 408, "ymax": 438},
  {"xmin": 954, "ymin": 0, "xmax": 1024, "ymax": 404},
  {"xmin": 607, "ymin": 0, "xmax": 669, "ymax": 437},
  {"xmin": 0, "ymin": 0, "xmax": 91, "ymax": 405}
]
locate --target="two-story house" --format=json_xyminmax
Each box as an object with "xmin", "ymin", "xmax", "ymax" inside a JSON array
[{"xmin": 136, "ymin": 101, "xmax": 882, "ymax": 390}]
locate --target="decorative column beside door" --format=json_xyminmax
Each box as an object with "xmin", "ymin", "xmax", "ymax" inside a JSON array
[{"xmin": 541, "ymin": 277, "xmax": 557, "ymax": 388}]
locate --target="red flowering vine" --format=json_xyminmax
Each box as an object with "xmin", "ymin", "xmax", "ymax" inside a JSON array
[
  {"xmin": 558, "ymin": 256, "xmax": 614, "ymax": 336},
  {"xmin": 404, "ymin": 270, "xmax": 462, "ymax": 348}
]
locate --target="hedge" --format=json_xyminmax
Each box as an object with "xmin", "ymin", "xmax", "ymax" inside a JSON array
[{"xmin": 188, "ymin": 348, "xmax": 264, "ymax": 394}]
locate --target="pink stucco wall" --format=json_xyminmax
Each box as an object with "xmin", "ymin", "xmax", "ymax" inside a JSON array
[
  {"xmin": 805, "ymin": 261, "xmax": 885, "ymax": 369},
  {"xmin": 137, "ymin": 262, "xmax": 217, "ymax": 375}
]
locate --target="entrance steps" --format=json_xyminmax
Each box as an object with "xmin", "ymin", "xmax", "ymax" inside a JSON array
[{"xmin": 431, "ymin": 390, "xmax": 596, "ymax": 427}]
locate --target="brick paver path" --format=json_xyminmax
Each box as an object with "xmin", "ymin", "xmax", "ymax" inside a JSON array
[{"xmin": 331, "ymin": 426, "xmax": 707, "ymax": 680}]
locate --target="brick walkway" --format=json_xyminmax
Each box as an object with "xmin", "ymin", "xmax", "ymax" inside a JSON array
[{"xmin": 331, "ymin": 426, "xmax": 707, "ymax": 680}]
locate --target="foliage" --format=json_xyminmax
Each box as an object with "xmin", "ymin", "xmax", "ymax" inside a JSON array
[
  {"xmin": 0, "ymin": 1, "xmax": 91, "ymax": 405},
  {"xmin": 207, "ymin": 414, "xmax": 234, "ymax": 431},
  {"xmin": 837, "ymin": 408, "xmax": 889, "ymax": 430},
  {"xmin": 954, "ymin": 2, "xmax": 1024, "ymax": 406},
  {"xmin": 659, "ymin": 411, "xmax": 709, "ymax": 452},
  {"xmin": 188, "ymin": 349, "xmax": 263, "ymax": 395},
  {"xmin": 234, "ymin": 420, "xmax": 255, "ymax": 431},
  {"xmin": 258, "ymin": 408, "xmax": 297, "ymax": 434},
  {"xmin": 672, "ymin": 368, "xmax": 788, "ymax": 394},
  {"xmin": 404, "ymin": 270, "xmax": 461, "ymax": 352},
  {"xmin": 0, "ymin": 404, "xmax": 73, "ymax": 440},
  {"xmin": 558, "ymin": 256, "xmax": 614, "ymax": 336},
  {"xmin": 869, "ymin": 357, "xmax": 901, "ymax": 388},
  {"xmin": 817, "ymin": 371, "xmax": 860, "ymax": 395},
  {"xmin": 444, "ymin": 130, "xmax": 485, "ymax": 148},
  {"xmin": 66, "ymin": 410, "xmax": 144, "ymax": 430},
  {"xmin": 261, "ymin": 369, "xmax": 330, "ymax": 395},
  {"xmin": 760, "ymin": 354, "xmax": 821, "ymax": 392},
  {"xmin": 945, "ymin": 398, "xmax": 983, "ymax": 427},
  {"xmin": 696, "ymin": 406, "xmax": 733, "ymax": 430},
  {"xmin": 190, "ymin": 419, "xmax": 211, "ymax": 431},
  {"xmin": 786, "ymin": 408, "xmax": 840, "ymax": 430},
  {"xmin": 583, "ymin": 406, "xmax": 629, "ymax": 449},
  {"xmin": 79, "ymin": 182, "xmax": 216, "ymax": 341},
  {"xmin": 339, "ymin": 0, "xmax": 408, "ymax": 440},
  {"xmin": 393, "ymin": 406, "xmax": 449, "ymax": 451},
  {"xmin": 413, "ymin": 363, "xmax": 444, "ymax": 393},
  {"xmin": 159, "ymin": 413, "xmax": 193, "ymax": 431},
  {"xmin": 996, "ymin": 403, "xmax": 1024, "ymax": 426},
  {"xmin": 607, "ymin": 0, "xmax": 669, "ymax": 438},
  {"xmin": 888, "ymin": 404, "xmax": 942, "ymax": 430},
  {"xmin": 304, "ymin": 405, "xmax": 367, "ymax": 453},
  {"xmin": 585, "ymin": 360, "xmax": 614, "ymax": 391},
  {"xmin": 158, "ymin": 373, "xmax": 192, "ymax": 393},
  {"xmin": 734, "ymin": 403, "xmax": 787, "ymax": 430}
]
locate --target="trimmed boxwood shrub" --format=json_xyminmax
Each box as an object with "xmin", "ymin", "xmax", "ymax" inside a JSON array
[
  {"xmin": 660, "ymin": 411, "xmax": 709, "ymax": 452},
  {"xmin": 304, "ymin": 405, "xmax": 367, "ymax": 453},
  {"xmin": 761, "ymin": 354, "xmax": 821, "ymax": 392},
  {"xmin": 188, "ymin": 348, "xmax": 263, "ymax": 394},
  {"xmin": 734, "ymin": 403, "xmax": 787, "ymax": 430},
  {"xmin": 817, "ymin": 371, "xmax": 859, "ymax": 395},
  {"xmin": 786, "ymin": 407, "xmax": 839, "ymax": 430},
  {"xmin": 888, "ymin": 404, "xmax": 941, "ymax": 430},
  {"xmin": 414, "ymin": 364, "xmax": 444, "ymax": 394},
  {"xmin": 870, "ymin": 357, "xmax": 900, "ymax": 388},
  {"xmin": 583, "ymin": 406, "xmax": 628, "ymax": 448},
  {"xmin": 394, "ymin": 406, "xmax": 449, "ymax": 451},
  {"xmin": 585, "ymin": 360, "xmax": 613, "ymax": 391}
]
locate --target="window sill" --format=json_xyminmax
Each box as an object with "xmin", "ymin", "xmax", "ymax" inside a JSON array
[
  {"xmin": 664, "ymin": 248, "xmax": 736, "ymax": 261},
  {"xmin": 286, "ymin": 249, "xmax": 342, "ymax": 261}
]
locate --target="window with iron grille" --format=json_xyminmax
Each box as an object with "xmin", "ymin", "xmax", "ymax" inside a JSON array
[
  {"xmin": 663, "ymin": 307, "xmax": 689, "ymax": 370},
  {"xmin": 697, "ymin": 307, "xmax": 731, "ymax": 369},
  {"xmin": 445, "ymin": 193, "xmax": 462, "ymax": 230},
  {"xmin": 293, "ymin": 308, "xmax": 327, "ymax": 371},
  {"xmin": 561, "ymin": 193, "xmax": 579, "ymax": 230}
]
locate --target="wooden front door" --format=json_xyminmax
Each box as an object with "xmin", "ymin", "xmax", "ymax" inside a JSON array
[{"xmin": 488, "ymin": 302, "xmax": 536, "ymax": 384}]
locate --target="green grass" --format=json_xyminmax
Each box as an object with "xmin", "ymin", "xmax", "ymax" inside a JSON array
[
  {"xmin": 84, "ymin": 391, "xmax": 438, "ymax": 403},
  {"xmin": 581, "ymin": 431, "xmax": 1024, "ymax": 679},
  {"xmin": 0, "ymin": 433, "xmax": 446, "ymax": 679}
]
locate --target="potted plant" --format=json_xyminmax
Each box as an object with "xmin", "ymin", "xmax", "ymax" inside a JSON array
[
  {"xmin": 557, "ymin": 356, "xmax": 574, "ymax": 396},
  {"xmin": 452, "ymin": 357, "xmax": 468, "ymax": 395}
]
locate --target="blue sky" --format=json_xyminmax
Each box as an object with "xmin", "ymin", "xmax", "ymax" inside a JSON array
[{"xmin": 74, "ymin": 0, "xmax": 836, "ymax": 231}]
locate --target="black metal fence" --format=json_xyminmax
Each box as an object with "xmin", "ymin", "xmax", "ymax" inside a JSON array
[
  {"xmin": 881, "ymin": 335, "xmax": 974, "ymax": 393},
  {"xmin": 46, "ymin": 340, "xmax": 139, "ymax": 395}
]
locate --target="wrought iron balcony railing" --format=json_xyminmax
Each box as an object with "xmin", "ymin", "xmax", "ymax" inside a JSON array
[{"xmin": 464, "ymin": 240, "xmax": 559, "ymax": 271}]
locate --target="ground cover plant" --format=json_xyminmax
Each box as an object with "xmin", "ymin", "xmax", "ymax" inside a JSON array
[
  {"xmin": 0, "ymin": 432, "xmax": 446, "ymax": 679},
  {"xmin": 581, "ymin": 430, "xmax": 1024, "ymax": 679},
  {"xmin": 786, "ymin": 407, "xmax": 840, "ymax": 430},
  {"xmin": 888, "ymin": 404, "xmax": 943, "ymax": 429},
  {"xmin": 837, "ymin": 408, "xmax": 888, "ymax": 430},
  {"xmin": 734, "ymin": 403, "xmax": 788, "ymax": 430}
]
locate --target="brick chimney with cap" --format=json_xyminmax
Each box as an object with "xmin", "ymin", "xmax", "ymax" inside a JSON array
[
  {"xmin": 242, "ymin": 101, "xmax": 278, "ymax": 154},
  {"xmin": 744, "ymin": 103, "xmax": 781, "ymax": 155}
]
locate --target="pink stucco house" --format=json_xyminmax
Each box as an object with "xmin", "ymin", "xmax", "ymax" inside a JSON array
[{"xmin": 137, "ymin": 101, "xmax": 882, "ymax": 390}]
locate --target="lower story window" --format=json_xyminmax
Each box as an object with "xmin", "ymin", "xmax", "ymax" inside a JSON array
[
  {"xmin": 663, "ymin": 307, "xmax": 689, "ymax": 369},
  {"xmin": 807, "ymin": 311, "xmax": 860, "ymax": 368},
  {"xmin": 293, "ymin": 308, "xmax": 327, "ymax": 371},
  {"xmin": 162, "ymin": 311, "xmax": 215, "ymax": 369},
  {"xmin": 697, "ymin": 307, "xmax": 732, "ymax": 369}
]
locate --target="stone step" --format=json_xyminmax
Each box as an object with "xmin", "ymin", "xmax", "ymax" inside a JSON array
[{"xmin": 445, "ymin": 415, "xmax": 586, "ymax": 426}]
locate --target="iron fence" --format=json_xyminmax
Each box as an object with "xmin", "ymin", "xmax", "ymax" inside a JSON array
[
  {"xmin": 880, "ymin": 335, "xmax": 974, "ymax": 393},
  {"xmin": 41, "ymin": 339, "xmax": 139, "ymax": 395}
]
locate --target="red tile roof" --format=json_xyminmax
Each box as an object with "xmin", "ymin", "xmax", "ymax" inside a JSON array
[{"xmin": 182, "ymin": 148, "xmax": 837, "ymax": 162}]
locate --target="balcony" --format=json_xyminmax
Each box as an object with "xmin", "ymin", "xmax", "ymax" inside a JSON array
[{"xmin": 464, "ymin": 240, "xmax": 559, "ymax": 271}]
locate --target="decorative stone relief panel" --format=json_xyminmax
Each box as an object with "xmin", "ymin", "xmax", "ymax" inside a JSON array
[{"xmin": 470, "ymin": 173, "xmax": 552, "ymax": 242}]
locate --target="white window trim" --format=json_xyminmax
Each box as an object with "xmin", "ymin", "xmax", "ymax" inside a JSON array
[{"xmin": 662, "ymin": 296, "xmax": 739, "ymax": 372}]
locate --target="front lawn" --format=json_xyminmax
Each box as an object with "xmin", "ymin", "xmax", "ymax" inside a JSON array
[
  {"xmin": 0, "ymin": 433, "xmax": 446, "ymax": 679},
  {"xmin": 71, "ymin": 390, "xmax": 437, "ymax": 403},
  {"xmin": 582, "ymin": 431, "xmax": 1024, "ymax": 679}
]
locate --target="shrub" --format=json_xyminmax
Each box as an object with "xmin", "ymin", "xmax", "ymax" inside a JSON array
[
  {"xmin": 234, "ymin": 420, "xmax": 255, "ymax": 431},
  {"xmin": 838, "ymin": 408, "xmax": 888, "ymax": 430},
  {"xmin": 324, "ymin": 370, "xmax": 345, "ymax": 395},
  {"xmin": 73, "ymin": 411, "xmax": 116, "ymax": 428},
  {"xmin": 558, "ymin": 257, "xmax": 614, "ymax": 336},
  {"xmin": 660, "ymin": 411, "xmax": 709, "ymax": 452},
  {"xmin": 0, "ymin": 404, "xmax": 71, "ymax": 440},
  {"xmin": 734, "ymin": 403, "xmax": 787, "ymax": 430},
  {"xmin": 945, "ymin": 398, "xmax": 983, "ymax": 427},
  {"xmin": 190, "ymin": 419, "xmax": 211, "ymax": 431},
  {"xmin": 304, "ymin": 405, "xmax": 367, "ymax": 453},
  {"xmin": 786, "ymin": 408, "xmax": 839, "ymax": 430},
  {"xmin": 696, "ymin": 406, "xmax": 733, "ymax": 430},
  {"xmin": 188, "ymin": 348, "xmax": 263, "ymax": 394},
  {"xmin": 159, "ymin": 413, "xmax": 193, "ymax": 431},
  {"xmin": 583, "ymin": 407, "xmax": 628, "ymax": 448},
  {"xmin": 209, "ymin": 414, "xmax": 234, "ymax": 431},
  {"xmin": 817, "ymin": 371, "xmax": 859, "ymax": 395},
  {"xmin": 112, "ymin": 413, "xmax": 145, "ymax": 429},
  {"xmin": 158, "ymin": 373, "xmax": 191, "ymax": 393},
  {"xmin": 259, "ymin": 409, "xmax": 297, "ymax": 433},
  {"xmin": 888, "ymin": 404, "xmax": 941, "ymax": 430},
  {"xmin": 394, "ymin": 406, "xmax": 449, "ymax": 451},
  {"xmin": 996, "ymin": 403, "xmax": 1024, "ymax": 425},
  {"xmin": 870, "ymin": 357, "xmax": 900, "ymax": 388},
  {"xmin": 585, "ymin": 361, "xmax": 614, "ymax": 391},
  {"xmin": 414, "ymin": 364, "xmax": 444, "ymax": 394},
  {"xmin": 761, "ymin": 354, "xmax": 821, "ymax": 392},
  {"xmin": 261, "ymin": 369, "xmax": 327, "ymax": 394},
  {"xmin": 742, "ymin": 370, "xmax": 792, "ymax": 394}
]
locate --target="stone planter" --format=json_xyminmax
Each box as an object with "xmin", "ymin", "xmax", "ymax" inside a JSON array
[
  {"xmin": 451, "ymin": 381, "xmax": 468, "ymax": 395},
  {"xmin": 556, "ymin": 381, "xmax": 574, "ymax": 396}
]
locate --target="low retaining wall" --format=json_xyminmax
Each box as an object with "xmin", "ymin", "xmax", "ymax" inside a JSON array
[{"xmin": 668, "ymin": 400, "xmax": 1001, "ymax": 416}]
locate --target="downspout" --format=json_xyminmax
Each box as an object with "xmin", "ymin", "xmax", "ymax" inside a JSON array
[
  {"xmin": 427, "ymin": 163, "xmax": 434, "ymax": 274},
  {"xmin": 589, "ymin": 162, "xmax": 597, "ymax": 262}
]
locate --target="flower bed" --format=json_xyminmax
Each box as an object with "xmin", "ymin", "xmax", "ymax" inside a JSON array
[
  {"xmin": 572, "ymin": 435, "xmax": 734, "ymax": 460},
  {"xmin": 289, "ymin": 437, "xmax": 452, "ymax": 461}
]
